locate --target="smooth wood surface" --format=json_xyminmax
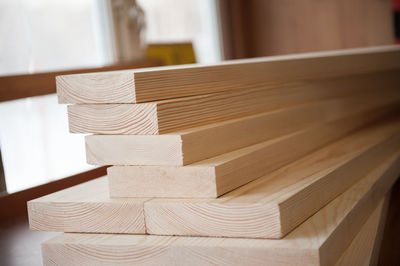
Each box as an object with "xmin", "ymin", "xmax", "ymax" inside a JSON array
[
  {"xmin": 67, "ymin": 71, "xmax": 400, "ymax": 134},
  {"xmin": 335, "ymin": 195, "xmax": 389, "ymax": 266},
  {"xmin": 107, "ymin": 110, "xmax": 395, "ymax": 198},
  {"xmin": 28, "ymin": 118, "xmax": 400, "ymax": 237},
  {"xmin": 56, "ymin": 45, "xmax": 400, "ymax": 103},
  {"xmin": 0, "ymin": 59, "xmax": 161, "ymax": 102},
  {"xmin": 368, "ymin": 192, "xmax": 391, "ymax": 266},
  {"xmin": 85, "ymin": 90, "xmax": 399, "ymax": 165},
  {"xmin": 28, "ymin": 177, "xmax": 147, "ymax": 234},
  {"xmin": 40, "ymin": 151, "xmax": 399, "ymax": 265},
  {"xmin": 377, "ymin": 177, "xmax": 400, "ymax": 265},
  {"xmin": 144, "ymin": 119, "xmax": 400, "ymax": 238}
]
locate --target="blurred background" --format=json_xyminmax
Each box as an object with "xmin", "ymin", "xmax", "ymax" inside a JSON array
[{"xmin": 0, "ymin": 0, "xmax": 398, "ymax": 194}]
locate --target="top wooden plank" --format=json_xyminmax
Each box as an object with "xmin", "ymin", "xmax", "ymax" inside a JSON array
[
  {"xmin": 57, "ymin": 46, "xmax": 400, "ymax": 103},
  {"xmin": 0, "ymin": 59, "xmax": 161, "ymax": 102}
]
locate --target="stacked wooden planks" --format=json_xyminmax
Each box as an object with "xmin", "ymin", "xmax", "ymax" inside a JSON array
[{"xmin": 29, "ymin": 46, "xmax": 400, "ymax": 265}]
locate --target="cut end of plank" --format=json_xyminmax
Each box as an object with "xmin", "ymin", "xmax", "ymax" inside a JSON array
[
  {"xmin": 68, "ymin": 103, "xmax": 160, "ymax": 134},
  {"xmin": 27, "ymin": 177, "xmax": 147, "ymax": 234},
  {"xmin": 108, "ymin": 166, "xmax": 218, "ymax": 198},
  {"xmin": 56, "ymin": 46, "xmax": 400, "ymax": 104},
  {"xmin": 85, "ymin": 134, "xmax": 184, "ymax": 166},
  {"xmin": 56, "ymin": 71, "xmax": 137, "ymax": 104}
]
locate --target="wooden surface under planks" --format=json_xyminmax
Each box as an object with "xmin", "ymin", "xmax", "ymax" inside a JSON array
[
  {"xmin": 40, "ymin": 203, "xmax": 387, "ymax": 266},
  {"xmin": 28, "ymin": 118, "xmax": 400, "ymax": 237},
  {"xmin": 107, "ymin": 111, "xmax": 398, "ymax": 198},
  {"xmin": 56, "ymin": 45, "xmax": 400, "ymax": 104},
  {"xmin": 67, "ymin": 71, "xmax": 400, "ymax": 134},
  {"xmin": 85, "ymin": 90, "xmax": 399, "ymax": 166},
  {"xmin": 40, "ymin": 202, "xmax": 387, "ymax": 266},
  {"xmin": 40, "ymin": 150, "xmax": 400, "ymax": 266}
]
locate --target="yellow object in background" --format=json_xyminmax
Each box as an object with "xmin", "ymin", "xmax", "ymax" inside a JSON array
[{"xmin": 146, "ymin": 42, "xmax": 196, "ymax": 65}]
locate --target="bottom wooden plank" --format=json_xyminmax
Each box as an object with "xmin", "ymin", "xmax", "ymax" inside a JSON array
[
  {"xmin": 335, "ymin": 195, "xmax": 389, "ymax": 266},
  {"xmin": 41, "ymin": 152, "xmax": 400, "ymax": 266}
]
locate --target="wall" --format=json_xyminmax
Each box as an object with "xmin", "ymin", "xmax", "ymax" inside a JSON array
[{"xmin": 220, "ymin": 0, "xmax": 395, "ymax": 59}]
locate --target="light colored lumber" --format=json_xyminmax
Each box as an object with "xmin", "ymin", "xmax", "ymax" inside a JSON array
[
  {"xmin": 28, "ymin": 118, "xmax": 400, "ymax": 236},
  {"xmin": 27, "ymin": 177, "xmax": 147, "ymax": 234},
  {"xmin": 41, "ymin": 151, "xmax": 400, "ymax": 266},
  {"xmin": 368, "ymin": 194, "xmax": 392, "ymax": 266},
  {"xmin": 107, "ymin": 110, "xmax": 397, "ymax": 198},
  {"xmin": 56, "ymin": 45, "xmax": 400, "ymax": 103},
  {"xmin": 67, "ymin": 71, "xmax": 400, "ymax": 134},
  {"xmin": 143, "ymin": 117, "xmax": 400, "ymax": 237},
  {"xmin": 86, "ymin": 91, "xmax": 399, "ymax": 166},
  {"xmin": 335, "ymin": 195, "xmax": 389, "ymax": 266},
  {"xmin": 0, "ymin": 59, "xmax": 161, "ymax": 102}
]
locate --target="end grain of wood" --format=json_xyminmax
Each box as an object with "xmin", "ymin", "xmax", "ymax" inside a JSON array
[
  {"xmin": 57, "ymin": 45, "xmax": 400, "ymax": 103},
  {"xmin": 67, "ymin": 71, "xmax": 400, "ymax": 134},
  {"xmin": 40, "ymin": 150, "xmax": 399, "ymax": 265}
]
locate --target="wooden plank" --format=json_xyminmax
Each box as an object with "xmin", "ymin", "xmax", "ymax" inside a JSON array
[
  {"xmin": 67, "ymin": 71, "xmax": 400, "ymax": 134},
  {"xmin": 40, "ymin": 152, "xmax": 400, "ymax": 266},
  {"xmin": 27, "ymin": 177, "xmax": 147, "ymax": 234},
  {"xmin": 85, "ymin": 92, "xmax": 399, "ymax": 166},
  {"xmin": 375, "ymin": 178, "xmax": 400, "ymax": 265},
  {"xmin": 0, "ymin": 59, "xmax": 161, "ymax": 102},
  {"xmin": 368, "ymin": 191, "xmax": 391, "ymax": 266},
  {"xmin": 107, "ymin": 110, "xmax": 397, "ymax": 198},
  {"xmin": 56, "ymin": 45, "xmax": 400, "ymax": 103},
  {"xmin": 143, "ymin": 118, "xmax": 400, "ymax": 237},
  {"xmin": 28, "ymin": 118, "xmax": 400, "ymax": 236},
  {"xmin": 335, "ymin": 195, "xmax": 390, "ymax": 266}
]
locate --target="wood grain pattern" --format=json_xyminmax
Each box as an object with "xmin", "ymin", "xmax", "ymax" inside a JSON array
[
  {"xmin": 40, "ymin": 151, "xmax": 400, "ymax": 265},
  {"xmin": 67, "ymin": 71, "xmax": 400, "ymax": 134},
  {"xmin": 143, "ymin": 118, "xmax": 400, "ymax": 238},
  {"xmin": 28, "ymin": 118, "xmax": 400, "ymax": 237},
  {"xmin": 335, "ymin": 196, "xmax": 389, "ymax": 266},
  {"xmin": 57, "ymin": 45, "xmax": 400, "ymax": 103},
  {"xmin": 27, "ymin": 178, "xmax": 147, "ymax": 234},
  {"xmin": 85, "ymin": 90, "xmax": 399, "ymax": 166},
  {"xmin": 0, "ymin": 59, "xmax": 161, "ymax": 102},
  {"xmin": 107, "ymin": 110, "xmax": 396, "ymax": 198}
]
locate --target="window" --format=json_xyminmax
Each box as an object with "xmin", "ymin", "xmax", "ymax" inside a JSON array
[{"xmin": 0, "ymin": 0, "xmax": 221, "ymax": 193}]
